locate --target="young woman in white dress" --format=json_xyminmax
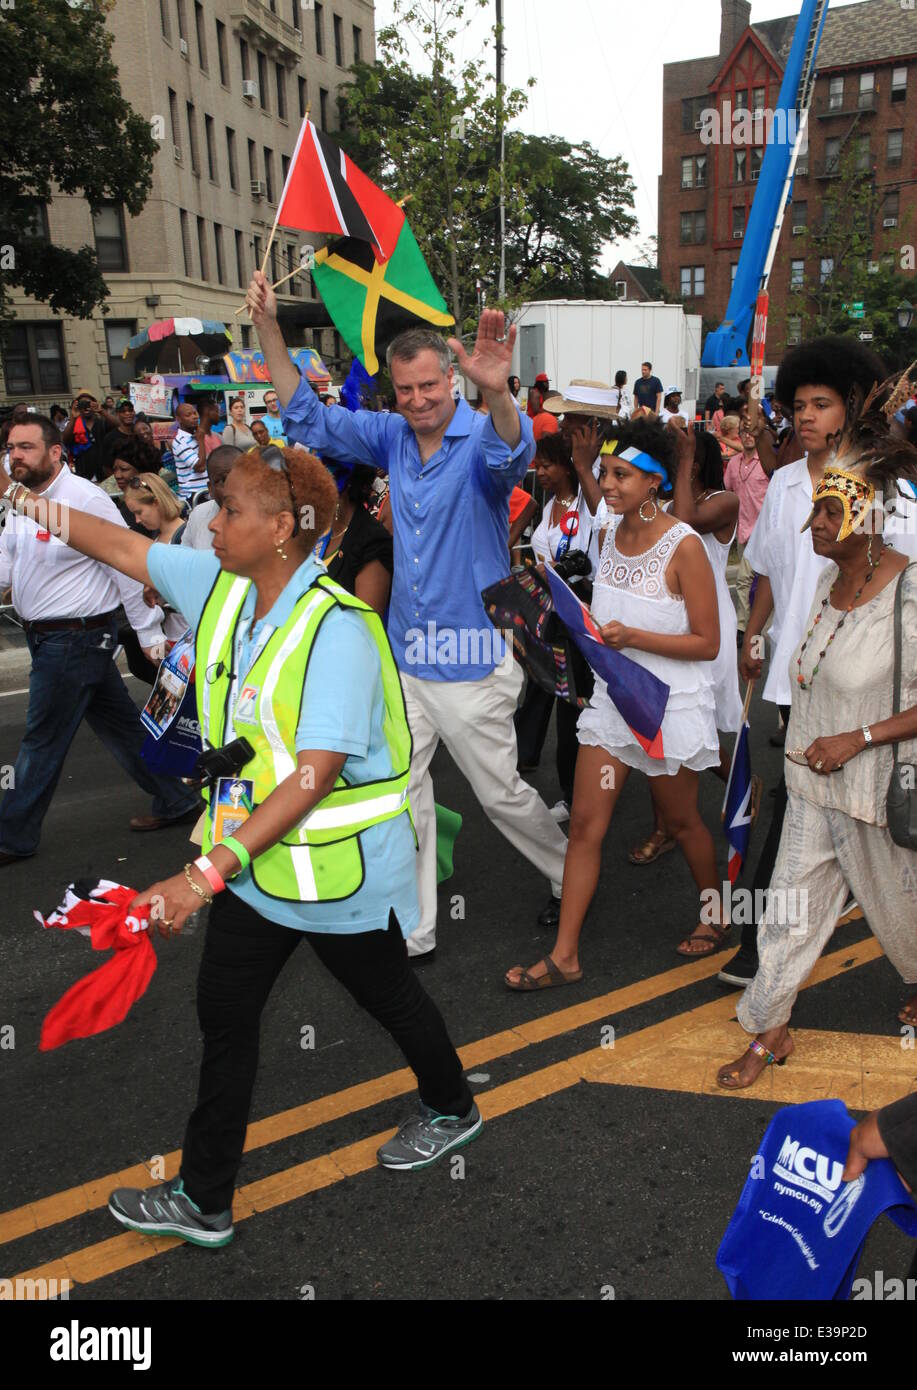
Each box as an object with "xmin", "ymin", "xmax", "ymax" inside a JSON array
[
  {"xmin": 505, "ymin": 420, "xmax": 728, "ymax": 989},
  {"xmin": 626, "ymin": 428, "xmax": 761, "ymax": 900}
]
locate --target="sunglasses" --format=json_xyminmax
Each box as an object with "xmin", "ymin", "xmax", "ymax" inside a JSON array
[{"xmin": 248, "ymin": 444, "xmax": 299, "ymax": 536}]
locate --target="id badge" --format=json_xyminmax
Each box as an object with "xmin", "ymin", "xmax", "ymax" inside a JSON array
[{"xmin": 213, "ymin": 777, "xmax": 255, "ymax": 842}]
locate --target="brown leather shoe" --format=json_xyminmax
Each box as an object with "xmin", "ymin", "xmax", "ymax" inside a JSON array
[{"xmin": 129, "ymin": 806, "xmax": 202, "ymax": 832}]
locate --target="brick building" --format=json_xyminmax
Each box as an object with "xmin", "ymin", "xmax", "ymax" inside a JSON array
[
  {"xmin": 659, "ymin": 0, "xmax": 917, "ymax": 359},
  {"xmin": 1, "ymin": 0, "xmax": 375, "ymax": 406},
  {"xmin": 607, "ymin": 260, "xmax": 664, "ymax": 302}
]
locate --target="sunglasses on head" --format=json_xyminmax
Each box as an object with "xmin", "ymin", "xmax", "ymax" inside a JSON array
[{"xmin": 248, "ymin": 444, "xmax": 299, "ymax": 536}]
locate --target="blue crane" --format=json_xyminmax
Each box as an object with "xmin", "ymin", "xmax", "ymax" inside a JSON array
[{"xmin": 702, "ymin": 0, "xmax": 831, "ymax": 368}]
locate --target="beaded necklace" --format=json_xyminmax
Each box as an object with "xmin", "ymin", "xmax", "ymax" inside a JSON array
[{"xmin": 796, "ymin": 551, "xmax": 881, "ymax": 690}]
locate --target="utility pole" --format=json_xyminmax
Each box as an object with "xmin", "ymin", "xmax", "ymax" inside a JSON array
[{"xmin": 496, "ymin": 0, "xmax": 506, "ymax": 299}]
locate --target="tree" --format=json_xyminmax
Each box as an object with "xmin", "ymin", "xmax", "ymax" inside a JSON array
[
  {"xmin": 0, "ymin": 0, "xmax": 157, "ymax": 322},
  {"xmin": 504, "ymin": 134, "xmax": 637, "ymax": 299},
  {"xmin": 784, "ymin": 145, "xmax": 917, "ymax": 367},
  {"xmin": 336, "ymin": 0, "xmax": 636, "ymax": 332}
]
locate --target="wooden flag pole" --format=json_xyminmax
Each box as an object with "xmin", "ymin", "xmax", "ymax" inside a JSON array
[
  {"xmin": 233, "ymin": 261, "xmax": 305, "ymax": 317},
  {"xmin": 259, "ymin": 103, "xmax": 310, "ymax": 275}
]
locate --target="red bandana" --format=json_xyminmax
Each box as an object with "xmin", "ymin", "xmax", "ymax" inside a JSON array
[{"xmin": 35, "ymin": 880, "xmax": 156, "ymax": 1050}]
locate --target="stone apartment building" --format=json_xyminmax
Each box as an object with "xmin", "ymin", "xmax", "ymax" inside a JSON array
[
  {"xmin": 659, "ymin": 0, "xmax": 917, "ymax": 359},
  {"xmin": 1, "ymin": 0, "xmax": 375, "ymax": 407}
]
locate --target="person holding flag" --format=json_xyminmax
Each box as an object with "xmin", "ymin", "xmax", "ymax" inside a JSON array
[
  {"xmin": 504, "ymin": 420, "xmax": 728, "ymax": 990},
  {"xmin": 245, "ymin": 272, "xmax": 568, "ymax": 959}
]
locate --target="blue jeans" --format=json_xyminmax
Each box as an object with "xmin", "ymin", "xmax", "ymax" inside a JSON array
[{"xmin": 0, "ymin": 618, "xmax": 200, "ymax": 857}]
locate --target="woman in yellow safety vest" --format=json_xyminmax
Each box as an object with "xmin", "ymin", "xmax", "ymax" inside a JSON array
[{"xmin": 3, "ymin": 440, "xmax": 482, "ymax": 1250}]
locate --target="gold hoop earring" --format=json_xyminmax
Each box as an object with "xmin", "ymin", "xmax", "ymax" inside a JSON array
[
  {"xmin": 639, "ymin": 493, "xmax": 658, "ymax": 523},
  {"xmin": 276, "ymin": 544, "xmax": 288, "ymax": 561}
]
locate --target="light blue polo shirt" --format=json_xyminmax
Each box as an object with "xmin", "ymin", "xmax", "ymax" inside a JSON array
[{"xmin": 146, "ymin": 544, "xmax": 419, "ymax": 936}]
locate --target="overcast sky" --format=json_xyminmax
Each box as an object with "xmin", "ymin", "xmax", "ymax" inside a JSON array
[{"xmin": 372, "ymin": 0, "xmax": 868, "ymax": 269}]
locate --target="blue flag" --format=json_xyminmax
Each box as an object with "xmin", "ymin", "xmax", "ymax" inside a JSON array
[
  {"xmin": 723, "ymin": 717, "xmax": 753, "ymax": 882},
  {"xmin": 544, "ymin": 567, "xmax": 669, "ymax": 758}
]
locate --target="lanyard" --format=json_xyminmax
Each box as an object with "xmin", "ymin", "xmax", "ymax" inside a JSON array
[{"xmin": 226, "ymin": 612, "xmax": 275, "ymax": 728}]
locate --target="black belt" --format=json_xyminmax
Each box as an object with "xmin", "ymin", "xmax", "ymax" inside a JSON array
[{"xmin": 24, "ymin": 610, "xmax": 118, "ymax": 634}]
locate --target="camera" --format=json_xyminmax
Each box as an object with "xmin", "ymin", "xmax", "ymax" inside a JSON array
[
  {"xmin": 193, "ymin": 737, "xmax": 255, "ymax": 789},
  {"xmin": 552, "ymin": 549, "xmax": 592, "ymax": 583}
]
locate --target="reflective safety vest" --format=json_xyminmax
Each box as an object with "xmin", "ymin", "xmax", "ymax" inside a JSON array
[{"xmin": 195, "ymin": 569, "xmax": 413, "ymax": 902}]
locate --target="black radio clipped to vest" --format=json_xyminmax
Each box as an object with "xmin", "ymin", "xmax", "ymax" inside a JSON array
[{"xmin": 193, "ymin": 737, "xmax": 255, "ymax": 790}]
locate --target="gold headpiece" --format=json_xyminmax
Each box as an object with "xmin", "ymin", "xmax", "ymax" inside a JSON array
[{"xmin": 801, "ymin": 467, "xmax": 876, "ymax": 541}]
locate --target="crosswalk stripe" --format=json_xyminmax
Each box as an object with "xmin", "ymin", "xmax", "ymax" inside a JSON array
[
  {"xmin": 0, "ymin": 951, "xmax": 730, "ymax": 1246},
  {"xmin": 5, "ymin": 938, "xmax": 883, "ymax": 1294}
]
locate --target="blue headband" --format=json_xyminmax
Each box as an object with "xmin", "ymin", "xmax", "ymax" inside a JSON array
[{"xmin": 617, "ymin": 445, "xmax": 671, "ymax": 492}]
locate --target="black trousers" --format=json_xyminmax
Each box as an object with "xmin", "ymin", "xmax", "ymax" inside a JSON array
[
  {"xmin": 180, "ymin": 891, "xmax": 473, "ymax": 1212},
  {"xmin": 739, "ymin": 704, "xmax": 791, "ymax": 956},
  {"xmin": 515, "ymin": 665, "xmax": 594, "ymax": 806}
]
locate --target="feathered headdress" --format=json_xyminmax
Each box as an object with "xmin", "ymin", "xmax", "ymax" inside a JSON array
[{"xmin": 828, "ymin": 360, "xmax": 917, "ymax": 503}]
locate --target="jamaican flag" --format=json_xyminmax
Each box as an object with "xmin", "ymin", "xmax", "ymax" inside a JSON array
[{"xmin": 312, "ymin": 223, "xmax": 454, "ymax": 374}]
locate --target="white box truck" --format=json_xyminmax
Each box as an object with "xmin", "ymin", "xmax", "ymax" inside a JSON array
[{"xmin": 508, "ymin": 299, "xmax": 703, "ymax": 419}]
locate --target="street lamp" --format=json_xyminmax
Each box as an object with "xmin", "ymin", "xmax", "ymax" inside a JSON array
[{"xmin": 897, "ymin": 300, "xmax": 914, "ymax": 331}]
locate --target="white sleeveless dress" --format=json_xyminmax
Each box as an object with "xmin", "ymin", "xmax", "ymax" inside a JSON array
[
  {"xmin": 577, "ymin": 520, "xmax": 720, "ymax": 777},
  {"xmin": 696, "ymin": 499, "xmax": 743, "ymax": 734}
]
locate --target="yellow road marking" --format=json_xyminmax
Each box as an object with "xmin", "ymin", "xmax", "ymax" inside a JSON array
[
  {"xmin": 5, "ymin": 937, "xmax": 884, "ymax": 1294},
  {"xmin": 0, "ymin": 952, "xmax": 730, "ymax": 1246},
  {"xmin": 588, "ymin": 1018, "xmax": 917, "ymax": 1110}
]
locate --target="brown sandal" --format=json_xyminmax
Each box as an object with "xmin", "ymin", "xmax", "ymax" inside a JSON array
[
  {"xmin": 898, "ymin": 995, "xmax": 917, "ymax": 1027},
  {"xmin": 676, "ymin": 922, "xmax": 731, "ymax": 958},
  {"xmin": 504, "ymin": 954, "xmax": 584, "ymax": 992},
  {"xmin": 627, "ymin": 829, "xmax": 676, "ymax": 866}
]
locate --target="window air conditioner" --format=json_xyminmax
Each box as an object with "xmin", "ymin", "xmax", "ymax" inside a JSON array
[
  {"xmin": 883, "ymin": 217, "xmax": 898, "ymax": 228},
  {"xmin": 733, "ymin": 230, "xmax": 744, "ymax": 239},
  {"xmin": 792, "ymin": 225, "xmax": 805, "ymax": 235},
  {"xmin": 750, "ymin": 169, "xmax": 760, "ymax": 181},
  {"xmin": 694, "ymin": 119, "xmax": 705, "ymax": 131},
  {"xmin": 251, "ymin": 179, "xmax": 266, "ymax": 197},
  {"xmin": 179, "ymin": 38, "xmax": 189, "ymax": 56},
  {"xmin": 242, "ymin": 80, "xmax": 258, "ymax": 99}
]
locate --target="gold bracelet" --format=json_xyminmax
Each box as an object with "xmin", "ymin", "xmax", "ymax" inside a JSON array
[
  {"xmin": 183, "ymin": 862, "xmax": 214, "ymax": 903},
  {"xmin": 2, "ymin": 481, "xmax": 29, "ymax": 512}
]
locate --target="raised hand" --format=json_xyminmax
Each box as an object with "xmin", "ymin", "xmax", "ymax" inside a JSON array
[
  {"xmin": 448, "ymin": 309, "xmax": 515, "ymax": 399},
  {"xmin": 246, "ymin": 270, "xmax": 277, "ymax": 328}
]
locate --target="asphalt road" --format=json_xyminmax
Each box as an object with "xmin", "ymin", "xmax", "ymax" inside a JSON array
[{"xmin": 0, "ymin": 664, "xmax": 915, "ymax": 1316}]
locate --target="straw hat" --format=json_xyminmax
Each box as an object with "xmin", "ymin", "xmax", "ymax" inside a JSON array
[{"xmin": 541, "ymin": 379, "xmax": 621, "ymax": 419}]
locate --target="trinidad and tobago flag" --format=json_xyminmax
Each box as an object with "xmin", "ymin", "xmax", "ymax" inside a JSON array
[
  {"xmin": 544, "ymin": 569, "xmax": 668, "ymax": 759},
  {"xmin": 722, "ymin": 719, "xmax": 753, "ymax": 882},
  {"xmin": 276, "ymin": 118, "xmax": 405, "ymax": 263}
]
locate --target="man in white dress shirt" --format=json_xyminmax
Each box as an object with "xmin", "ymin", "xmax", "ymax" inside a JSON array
[{"xmin": 0, "ymin": 417, "xmax": 200, "ymax": 865}]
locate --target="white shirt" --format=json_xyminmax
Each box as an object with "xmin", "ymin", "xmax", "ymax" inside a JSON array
[
  {"xmin": 745, "ymin": 455, "xmax": 829, "ymax": 706},
  {"xmin": 181, "ymin": 498, "xmax": 218, "ymax": 551},
  {"xmin": 0, "ymin": 468, "xmax": 165, "ymax": 645},
  {"xmin": 610, "ymin": 387, "xmax": 631, "ymax": 418},
  {"xmin": 531, "ymin": 487, "xmax": 600, "ymax": 575}
]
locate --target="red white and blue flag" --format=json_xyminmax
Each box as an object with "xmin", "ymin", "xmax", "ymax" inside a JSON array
[
  {"xmin": 544, "ymin": 568, "xmax": 668, "ymax": 759},
  {"xmin": 723, "ymin": 718, "xmax": 753, "ymax": 882}
]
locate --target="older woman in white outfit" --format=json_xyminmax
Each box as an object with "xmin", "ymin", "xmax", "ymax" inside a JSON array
[{"xmin": 718, "ymin": 457, "xmax": 917, "ymax": 1089}]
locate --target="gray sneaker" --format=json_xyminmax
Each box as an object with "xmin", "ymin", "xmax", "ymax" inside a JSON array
[
  {"xmin": 108, "ymin": 1177, "xmax": 233, "ymax": 1247},
  {"xmin": 377, "ymin": 1101, "xmax": 483, "ymax": 1170}
]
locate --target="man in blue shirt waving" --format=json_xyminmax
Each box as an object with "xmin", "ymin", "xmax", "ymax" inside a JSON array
[{"xmin": 245, "ymin": 271, "xmax": 568, "ymax": 957}]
